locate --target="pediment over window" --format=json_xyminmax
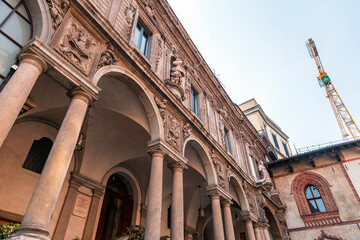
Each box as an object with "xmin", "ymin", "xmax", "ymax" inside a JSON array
[{"xmin": 314, "ymin": 230, "xmax": 345, "ymax": 240}]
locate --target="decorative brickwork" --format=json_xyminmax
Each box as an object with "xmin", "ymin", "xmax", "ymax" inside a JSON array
[{"xmin": 292, "ymin": 172, "xmax": 340, "ymax": 227}]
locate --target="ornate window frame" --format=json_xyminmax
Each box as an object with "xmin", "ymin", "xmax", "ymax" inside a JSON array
[{"xmin": 291, "ymin": 172, "xmax": 340, "ymax": 227}]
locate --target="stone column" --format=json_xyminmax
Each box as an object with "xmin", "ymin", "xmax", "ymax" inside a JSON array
[
  {"xmin": 0, "ymin": 53, "xmax": 47, "ymax": 148},
  {"xmin": 82, "ymin": 189, "xmax": 104, "ymax": 240},
  {"xmin": 210, "ymin": 194, "xmax": 225, "ymax": 240},
  {"xmin": 245, "ymin": 220, "xmax": 256, "ymax": 240},
  {"xmin": 253, "ymin": 223, "xmax": 264, "ymax": 240},
  {"xmin": 144, "ymin": 150, "xmax": 165, "ymax": 240},
  {"xmin": 169, "ymin": 162, "xmax": 186, "ymax": 240},
  {"xmin": 53, "ymin": 179, "xmax": 82, "ymax": 240},
  {"xmin": 12, "ymin": 88, "xmax": 91, "ymax": 239},
  {"xmin": 262, "ymin": 224, "xmax": 272, "ymax": 240},
  {"xmin": 221, "ymin": 200, "xmax": 235, "ymax": 240}
]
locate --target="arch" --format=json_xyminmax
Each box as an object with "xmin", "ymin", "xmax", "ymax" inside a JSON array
[
  {"xmin": 101, "ymin": 166, "xmax": 143, "ymax": 226},
  {"xmin": 228, "ymin": 175, "xmax": 251, "ymax": 212},
  {"xmin": 26, "ymin": 0, "xmax": 52, "ymax": 44},
  {"xmin": 92, "ymin": 65, "xmax": 162, "ymax": 140},
  {"xmin": 183, "ymin": 136, "xmax": 217, "ymax": 185},
  {"xmin": 291, "ymin": 172, "xmax": 338, "ymax": 216},
  {"xmin": 264, "ymin": 206, "xmax": 282, "ymax": 240}
]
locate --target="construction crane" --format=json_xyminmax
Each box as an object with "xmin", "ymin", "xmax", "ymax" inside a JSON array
[{"xmin": 306, "ymin": 38, "xmax": 360, "ymax": 139}]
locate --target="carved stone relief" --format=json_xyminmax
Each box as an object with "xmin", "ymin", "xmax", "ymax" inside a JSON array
[
  {"xmin": 314, "ymin": 230, "xmax": 344, "ymax": 240},
  {"xmin": 183, "ymin": 123, "xmax": 191, "ymax": 140},
  {"xmin": 54, "ymin": 16, "xmax": 100, "ymax": 75},
  {"xmin": 243, "ymin": 182, "xmax": 255, "ymax": 213},
  {"xmin": 276, "ymin": 210, "xmax": 290, "ymax": 240},
  {"xmin": 256, "ymin": 194, "xmax": 266, "ymax": 219},
  {"xmin": 124, "ymin": 4, "xmax": 136, "ymax": 37},
  {"xmin": 208, "ymin": 101, "xmax": 218, "ymax": 141},
  {"xmin": 46, "ymin": 0, "xmax": 70, "ymax": 30},
  {"xmin": 154, "ymin": 97, "xmax": 167, "ymax": 120},
  {"xmin": 97, "ymin": 44, "xmax": 117, "ymax": 68},
  {"xmin": 210, "ymin": 150, "xmax": 229, "ymax": 190},
  {"xmin": 165, "ymin": 58, "xmax": 186, "ymax": 101},
  {"xmin": 165, "ymin": 113, "xmax": 180, "ymax": 150}
]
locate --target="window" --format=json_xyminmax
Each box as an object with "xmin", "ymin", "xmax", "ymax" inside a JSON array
[
  {"xmin": 23, "ymin": 137, "xmax": 53, "ymax": 174},
  {"xmin": 224, "ymin": 128, "xmax": 231, "ymax": 153},
  {"xmin": 0, "ymin": 0, "xmax": 32, "ymax": 84},
  {"xmin": 133, "ymin": 20, "xmax": 150, "ymax": 58},
  {"xmin": 305, "ymin": 185, "xmax": 326, "ymax": 213},
  {"xmin": 292, "ymin": 172, "xmax": 339, "ymax": 227},
  {"xmin": 271, "ymin": 133, "xmax": 279, "ymax": 149},
  {"xmin": 191, "ymin": 87, "xmax": 199, "ymax": 116},
  {"xmin": 282, "ymin": 142, "xmax": 290, "ymax": 157}
]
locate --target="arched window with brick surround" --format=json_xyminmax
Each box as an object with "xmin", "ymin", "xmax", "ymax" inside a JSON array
[{"xmin": 292, "ymin": 172, "xmax": 340, "ymax": 227}]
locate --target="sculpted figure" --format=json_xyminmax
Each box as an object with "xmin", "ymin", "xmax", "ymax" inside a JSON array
[
  {"xmin": 170, "ymin": 58, "xmax": 184, "ymax": 86},
  {"xmin": 183, "ymin": 123, "xmax": 191, "ymax": 139},
  {"xmin": 98, "ymin": 46, "xmax": 117, "ymax": 68},
  {"xmin": 258, "ymin": 160, "xmax": 267, "ymax": 180},
  {"xmin": 47, "ymin": 0, "xmax": 70, "ymax": 29}
]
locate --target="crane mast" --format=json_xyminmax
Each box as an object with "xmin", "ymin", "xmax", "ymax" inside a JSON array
[{"xmin": 306, "ymin": 38, "xmax": 360, "ymax": 139}]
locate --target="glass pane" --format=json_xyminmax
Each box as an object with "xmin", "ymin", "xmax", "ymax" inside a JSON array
[
  {"xmin": 316, "ymin": 199, "xmax": 326, "ymax": 212},
  {"xmin": 191, "ymin": 89, "xmax": 195, "ymax": 111},
  {"xmin": 0, "ymin": 33, "xmax": 20, "ymax": 76},
  {"xmin": 16, "ymin": 4, "xmax": 29, "ymax": 20},
  {"xmin": 6, "ymin": 0, "xmax": 20, "ymax": 7},
  {"xmin": 5, "ymin": 0, "xmax": 20, "ymax": 8},
  {"xmin": 305, "ymin": 186, "xmax": 313, "ymax": 199},
  {"xmin": 133, "ymin": 25, "xmax": 141, "ymax": 48},
  {"xmin": 311, "ymin": 186, "xmax": 321, "ymax": 198},
  {"xmin": 2, "ymin": 12, "xmax": 31, "ymax": 45},
  {"xmin": 308, "ymin": 200, "xmax": 319, "ymax": 213},
  {"xmin": 0, "ymin": 2, "xmax": 12, "ymax": 23},
  {"xmin": 140, "ymin": 34, "xmax": 147, "ymax": 54}
]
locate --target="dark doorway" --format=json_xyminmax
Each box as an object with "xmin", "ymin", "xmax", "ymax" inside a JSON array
[{"xmin": 95, "ymin": 174, "xmax": 134, "ymax": 240}]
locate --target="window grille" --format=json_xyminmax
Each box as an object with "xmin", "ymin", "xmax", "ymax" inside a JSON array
[{"xmin": 23, "ymin": 137, "xmax": 52, "ymax": 174}]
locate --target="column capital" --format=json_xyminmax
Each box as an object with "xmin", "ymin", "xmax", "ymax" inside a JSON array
[
  {"xmin": 221, "ymin": 199, "xmax": 232, "ymax": 207},
  {"xmin": 92, "ymin": 189, "xmax": 104, "ymax": 198},
  {"xmin": 67, "ymin": 87, "xmax": 93, "ymax": 105},
  {"xmin": 19, "ymin": 52, "xmax": 47, "ymax": 73},
  {"xmin": 240, "ymin": 210, "xmax": 257, "ymax": 222},
  {"xmin": 168, "ymin": 161, "xmax": 187, "ymax": 172}
]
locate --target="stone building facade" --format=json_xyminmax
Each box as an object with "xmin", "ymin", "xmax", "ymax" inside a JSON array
[
  {"xmin": 267, "ymin": 140, "xmax": 360, "ymax": 240},
  {"xmin": 0, "ymin": 0, "xmax": 288, "ymax": 240},
  {"xmin": 239, "ymin": 99, "xmax": 291, "ymax": 160}
]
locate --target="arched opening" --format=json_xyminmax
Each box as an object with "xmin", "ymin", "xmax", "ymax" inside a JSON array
[
  {"xmin": 96, "ymin": 174, "xmax": 134, "ymax": 240},
  {"xmin": 0, "ymin": 0, "xmax": 32, "ymax": 88},
  {"xmin": 182, "ymin": 138, "xmax": 216, "ymax": 240},
  {"xmin": 264, "ymin": 207, "xmax": 281, "ymax": 240}
]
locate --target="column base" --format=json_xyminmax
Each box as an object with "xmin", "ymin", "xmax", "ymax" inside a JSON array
[
  {"xmin": 7, "ymin": 234, "xmax": 49, "ymax": 240},
  {"xmin": 8, "ymin": 225, "xmax": 49, "ymax": 240}
]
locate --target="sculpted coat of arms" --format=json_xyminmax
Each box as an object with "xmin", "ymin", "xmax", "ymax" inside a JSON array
[{"xmin": 55, "ymin": 21, "xmax": 99, "ymax": 75}]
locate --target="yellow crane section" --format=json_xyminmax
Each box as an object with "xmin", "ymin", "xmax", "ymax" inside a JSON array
[{"xmin": 306, "ymin": 38, "xmax": 360, "ymax": 139}]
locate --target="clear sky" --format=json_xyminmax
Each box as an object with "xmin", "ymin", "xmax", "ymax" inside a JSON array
[{"xmin": 167, "ymin": 0, "xmax": 360, "ymax": 151}]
